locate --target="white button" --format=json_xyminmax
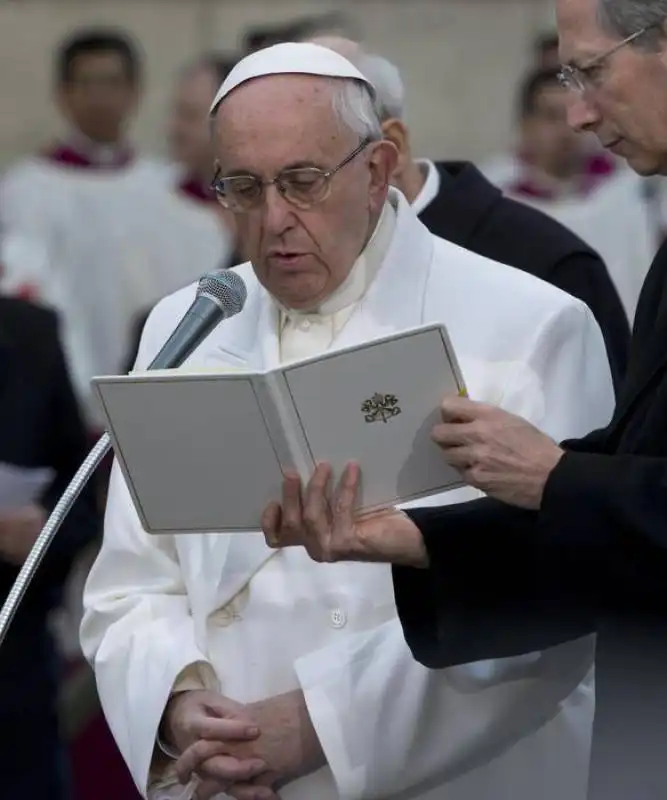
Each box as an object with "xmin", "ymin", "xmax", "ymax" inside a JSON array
[
  {"xmin": 330, "ymin": 608, "xmax": 347, "ymax": 628},
  {"xmin": 299, "ymin": 319, "xmax": 311, "ymax": 331},
  {"xmin": 209, "ymin": 607, "xmax": 237, "ymax": 627}
]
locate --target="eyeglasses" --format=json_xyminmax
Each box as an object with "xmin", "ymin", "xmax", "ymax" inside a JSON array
[
  {"xmin": 210, "ymin": 137, "xmax": 373, "ymax": 212},
  {"xmin": 557, "ymin": 26, "xmax": 650, "ymax": 92}
]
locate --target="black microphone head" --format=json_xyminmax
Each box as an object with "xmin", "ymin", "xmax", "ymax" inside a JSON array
[{"xmin": 197, "ymin": 269, "xmax": 247, "ymax": 317}]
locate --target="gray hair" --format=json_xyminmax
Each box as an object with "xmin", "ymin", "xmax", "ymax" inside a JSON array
[
  {"xmin": 330, "ymin": 78, "xmax": 384, "ymax": 140},
  {"xmin": 597, "ymin": 0, "xmax": 667, "ymax": 49},
  {"xmin": 350, "ymin": 52, "xmax": 406, "ymax": 121}
]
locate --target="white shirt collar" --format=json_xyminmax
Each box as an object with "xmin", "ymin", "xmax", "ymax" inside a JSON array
[
  {"xmin": 275, "ymin": 193, "xmax": 397, "ymax": 322},
  {"xmin": 411, "ymin": 159, "xmax": 441, "ymax": 215}
]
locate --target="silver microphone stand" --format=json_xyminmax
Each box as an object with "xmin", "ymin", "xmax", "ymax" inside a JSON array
[{"xmin": 0, "ymin": 432, "xmax": 111, "ymax": 647}]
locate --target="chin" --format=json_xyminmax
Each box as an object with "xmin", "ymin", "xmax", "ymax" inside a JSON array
[{"xmin": 624, "ymin": 150, "xmax": 663, "ymax": 177}]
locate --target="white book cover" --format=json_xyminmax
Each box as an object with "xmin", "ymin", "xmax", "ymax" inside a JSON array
[{"xmin": 91, "ymin": 322, "xmax": 467, "ymax": 534}]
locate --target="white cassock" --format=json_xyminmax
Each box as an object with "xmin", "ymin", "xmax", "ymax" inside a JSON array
[
  {"xmin": 505, "ymin": 167, "xmax": 656, "ymax": 323},
  {"xmin": 0, "ymin": 152, "xmax": 231, "ymax": 425},
  {"xmin": 80, "ymin": 188, "xmax": 615, "ymax": 800}
]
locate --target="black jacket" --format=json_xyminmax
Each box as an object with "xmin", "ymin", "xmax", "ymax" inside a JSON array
[
  {"xmin": 393, "ymin": 237, "xmax": 667, "ymax": 799},
  {"xmin": 0, "ymin": 297, "xmax": 99, "ymax": 621},
  {"xmin": 419, "ymin": 161, "xmax": 631, "ymax": 388}
]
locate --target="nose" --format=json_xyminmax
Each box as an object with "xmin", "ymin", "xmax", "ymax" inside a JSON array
[
  {"xmin": 566, "ymin": 92, "xmax": 600, "ymax": 133},
  {"xmin": 262, "ymin": 183, "xmax": 296, "ymax": 234}
]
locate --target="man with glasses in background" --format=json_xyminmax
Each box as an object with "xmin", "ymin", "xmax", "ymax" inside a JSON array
[
  {"xmin": 80, "ymin": 42, "xmax": 616, "ymax": 800},
  {"xmin": 261, "ymin": 3, "xmax": 667, "ymax": 799}
]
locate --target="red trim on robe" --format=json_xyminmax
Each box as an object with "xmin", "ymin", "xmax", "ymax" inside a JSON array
[
  {"xmin": 509, "ymin": 151, "xmax": 619, "ymax": 201},
  {"xmin": 178, "ymin": 175, "xmax": 216, "ymax": 205},
  {"xmin": 42, "ymin": 142, "xmax": 135, "ymax": 170}
]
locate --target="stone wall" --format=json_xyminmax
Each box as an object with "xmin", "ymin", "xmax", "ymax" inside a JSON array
[{"xmin": 0, "ymin": 0, "xmax": 556, "ymax": 167}]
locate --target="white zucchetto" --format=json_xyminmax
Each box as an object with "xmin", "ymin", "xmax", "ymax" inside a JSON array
[{"xmin": 209, "ymin": 42, "xmax": 375, "ymax": 114}]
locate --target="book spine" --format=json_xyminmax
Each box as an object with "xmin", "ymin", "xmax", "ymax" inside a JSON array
[{"xmin": 253, "ymin": 372, "xmax": 314, "ymax": 483}]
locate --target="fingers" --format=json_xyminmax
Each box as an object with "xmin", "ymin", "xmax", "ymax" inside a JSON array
[
  {"xmin": 302, "ymin": 462, "xmax": 333, "ymax": 535},
  {"xmin": 440, "ymin": 394, "xmax": 488, "ymax": 422},
  {"xmin": 278, "ymin": 471, "xmax": 304, "ymax": 545},
  {"xmin": 194, "ymin": 778, "xmax": 277, "ymax": 800},
  {"xmin": 227, "ymin": 783, "xmax": 279, "ymax": 800},
  {"xmin": 261, "ymin": 502, "xmax": 282, "ymax": 548},
  {"xmin": 431, "ymin": 422, "xmax": 475, "ymax": 448},
  {"xmin": 333, "ymin": 462, "xmax": 359, "ymax": 524},
  {"xmin": 195, "ymin": 716, "xmax": 260, "ymax": 742},
  {"xmin": 176, "ymin": 739, "xmax": 266, "ymax": 785},
  {"xmin": 194, "ymin": 779, "xmax": 226, "ymax": 800}
]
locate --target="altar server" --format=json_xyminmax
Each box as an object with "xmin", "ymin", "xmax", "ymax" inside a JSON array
[
  {"xmin": 0, "ymin": 29, "xmax": 190, "ymax": 423},
  {"xmin": 80, "ymin": 43, "xmax": 614, "ymax": 800}
]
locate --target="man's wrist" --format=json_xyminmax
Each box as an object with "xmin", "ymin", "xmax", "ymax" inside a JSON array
[{"xmin": 359, "ymin": 510, "xmax": 429, "ymax": 567}]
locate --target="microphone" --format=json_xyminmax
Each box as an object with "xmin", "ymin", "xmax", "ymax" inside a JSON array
[
  {"xmin": 0, "ymin": 269, "xmax": 247, "ymax": 647},
  {"xmin": 148, "ymin": 269, "xmax": 247, "ymax": 370}
]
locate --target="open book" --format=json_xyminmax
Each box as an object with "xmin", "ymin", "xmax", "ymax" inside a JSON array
[{"xmin": 91, "ymin": 322, "xmax": 467, "ymax": 534}]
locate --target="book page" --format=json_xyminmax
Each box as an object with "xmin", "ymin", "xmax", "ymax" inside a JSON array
[
  {"xmin": 94, "ymin": 372, "xmax": 285, "ymax": 533},
  {"xmin": 280, "ymin": 324, "xmax": 465, "ymax": 512}
]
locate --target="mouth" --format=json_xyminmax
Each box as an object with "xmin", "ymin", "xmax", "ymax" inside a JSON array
[
  {"xmin": 267, "ymin": 252, "xmax": 309, "ymax": 268},
  {"xmin": 603, "ymin": 137, "xmax": 622, "ymax": 151}
]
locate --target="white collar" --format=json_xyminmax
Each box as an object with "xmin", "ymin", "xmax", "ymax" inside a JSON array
[
  {"xmin": 64, "ymin": 128, "xmax": 132, "ymax": 167},
  {"xmin": 411, "ymin": 159, "xmax": 441, "ymax": 215},
  {"xmin": 274, "ymin": 194, "xmax": 397, "ymax": 320}
]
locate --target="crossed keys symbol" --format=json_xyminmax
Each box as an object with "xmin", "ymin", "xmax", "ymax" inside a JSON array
[{"xmin": 361, "ymin": 393, "xmax": 402, "ymax": 423}]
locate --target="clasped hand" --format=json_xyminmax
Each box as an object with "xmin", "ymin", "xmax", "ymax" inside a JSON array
[{"xmin": 163, "ymin": 689, "xmax": 323, "ymax": 800}]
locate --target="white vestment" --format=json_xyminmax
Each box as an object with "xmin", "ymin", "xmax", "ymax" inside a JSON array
[
  {"xmin": 0, "ymin": 155, "xmax": 230, "ymax": 424},
  {"xmin": 81, "ymin": 189, "xmax": 615, "ymax": 800},
  {"xmin": 504, "ymin": 168, "xmax": 656, "ymax": 323}
]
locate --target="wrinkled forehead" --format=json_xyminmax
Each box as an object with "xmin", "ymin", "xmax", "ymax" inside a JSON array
[{"xmin": 213, "ymin": 74, "xmax": 352, "ymax": 167}]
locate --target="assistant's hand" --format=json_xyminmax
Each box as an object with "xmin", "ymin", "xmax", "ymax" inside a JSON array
[
  {"xmin": 432, "ymin": 395, "xmax": 565, "ymax": 509},
  {"xmin": 261, "ymin": 462, "xmax": 428, "ymax": 566},
  {"xmin": 161, "ymin": 689, "xmax": 272, "ymax": 798}
]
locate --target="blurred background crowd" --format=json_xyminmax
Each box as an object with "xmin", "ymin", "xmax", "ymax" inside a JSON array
[{"xmin": 0, "ymin": 1, "xmax": 659, "ymax": 798}]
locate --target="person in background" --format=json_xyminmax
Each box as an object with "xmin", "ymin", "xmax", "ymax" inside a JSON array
[
  {"xmin": 167, "ymin": 52, "xmax": 239, "ymax": 247},
  {"xmin": 0, "ymin": 295, "xmax": 99, "ymax": 798},
  {"xmin": 534, "ymin": 31, "xmax": 562, "ymax": 68},
  {"xmin": 309, "ymin": 35, "xmax": 630, "ymax": 387},
  {"xmin": 0, "ymin": 28, "xmax": 184, "ymax": 425},
  {"xmin": 509, "ymin": 67, "xmax": 615, "ymax": 200},
  {"xmin": 502, "ymin": 65, "xmax": 656, "ymax": 321},
  {"xmin": 122, "ymin": 53, "xmax": 245, "ymax": 372}
]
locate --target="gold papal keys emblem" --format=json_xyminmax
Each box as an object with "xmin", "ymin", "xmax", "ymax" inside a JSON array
[{"xmin": 362, "ymin": 393, "xmax": 402, "ymax": 423}]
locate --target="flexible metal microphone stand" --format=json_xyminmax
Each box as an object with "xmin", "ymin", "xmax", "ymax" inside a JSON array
[
  {"xmin": 0, "ymin": 269, "xmax": 246, "ymax": 649},
  {"xmin": 0, "ymin": 432, "xmax": 111, "ymax": 647}
]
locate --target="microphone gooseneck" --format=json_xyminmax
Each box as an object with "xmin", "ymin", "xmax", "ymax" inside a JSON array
[{"xmin": 0, "ymin": 270, "xmax": 247, "ymax": 647}]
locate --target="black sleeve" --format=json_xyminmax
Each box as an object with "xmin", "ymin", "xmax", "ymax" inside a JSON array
[
  {"xmin": 394, "ymin": 497, "xmax": 595, "ymax": 669},
  {"xmin": 548, "ymin": 252, "xmax": 631, "ymax": 389},
  {"xmin": 391, "ymin": 426, "xmax": 616, "ymax": 669},
  {"xmin": 32, "ymin": 316, "xmax": 101, "ymax": 594}
]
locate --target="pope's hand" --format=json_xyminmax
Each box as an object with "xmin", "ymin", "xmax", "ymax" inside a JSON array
[
  {"xmin": 431, "ymin": 395, "xmax": 565, "ymax": 510},
  {"xmin": 261, "ymin": 462, "xmax": 428, "ymax": 566},
  {"xmin": 160, "ymin": 689, "xmax": 275, "ymax": 798}
]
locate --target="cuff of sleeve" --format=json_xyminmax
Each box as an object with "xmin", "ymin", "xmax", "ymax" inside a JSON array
[
  {"xmin": 294, "ymin": 653, "xmax": 366, "ymax": 800},
  {"xmin": 154, "ymin": 661, "xmax": 218, "ymax": 762}
]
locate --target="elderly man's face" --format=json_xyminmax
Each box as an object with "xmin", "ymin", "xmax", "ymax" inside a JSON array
[
  {"xmin": 212, "ymin": 75, "xmax": 396, "ymax": 309},
  {"xmin": 557, "ymin": 0, "xmax": 667, "ymax": 175}
]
